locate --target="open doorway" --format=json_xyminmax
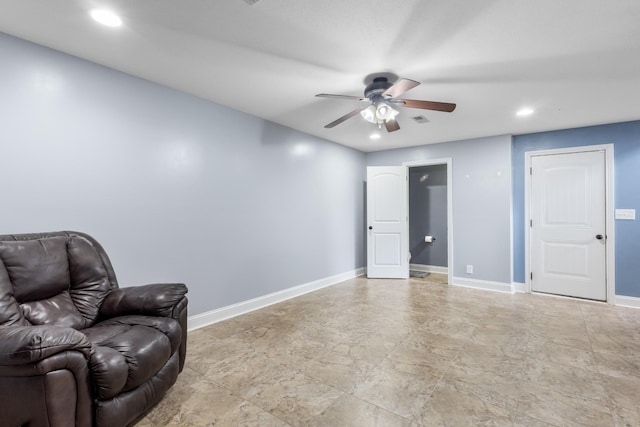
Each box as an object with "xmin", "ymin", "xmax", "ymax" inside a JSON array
[
  {"xmin": 365, "ymin": 159, "xmax": 452, "ymax": 282},
  {"xmin": 405, "ymin": 159, "xmax": 452, "ymax": 285}
]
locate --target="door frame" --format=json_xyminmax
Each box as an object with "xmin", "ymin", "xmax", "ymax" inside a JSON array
[
  {"xmin": 524, "ymin": 144, "xmax": 615, "ymax": 303},
  {"xmin": 403, "ymin": 158, "xmax": 454, "ymax": 286}
]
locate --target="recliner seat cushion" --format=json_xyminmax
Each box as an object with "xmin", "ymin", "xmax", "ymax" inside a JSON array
[{"xmin": 82, "ymin": 315, "xmax": 181, "ymax": 400}]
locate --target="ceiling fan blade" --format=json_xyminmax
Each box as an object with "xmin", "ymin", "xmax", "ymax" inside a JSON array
[
  {"xmin": 384, "ymin": 119, "xmax": 400, "ymax": 132},
  {"xmin": 316, "ymin": 94, "xmax": 368, "ymax": 101},
  {"xmin": 324, "ymin": 107, "xmax": 366, "ymax": 128},
  {"xmin": 399, "ymin": 99, "xmax": 456, "ymax": 112},
  {"xmin": 381, "ymin": 78, "xmax": 420, "ymax": 98}
]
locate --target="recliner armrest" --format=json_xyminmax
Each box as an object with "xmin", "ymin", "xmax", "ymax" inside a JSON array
[
  {"xmin": 99, "ymin": 283, "xmax": 188, "ymax": 319},
  {"xmin": 0, "ymin": 325, "xmax": 91, "ymax": 366}
]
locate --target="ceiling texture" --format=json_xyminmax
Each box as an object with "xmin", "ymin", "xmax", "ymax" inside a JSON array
[{"xmin": 1, "ymin": 0, "xmax": 640, "ymax": 152}]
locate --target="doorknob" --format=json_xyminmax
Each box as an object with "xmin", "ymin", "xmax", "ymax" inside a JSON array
[
  {"xmin": 596, "ymin": 234, "xmax": 604, "ymax": 240},
  {"xmin": 368, "ymin": 226, "xmax": 373, "ymax": 230}
]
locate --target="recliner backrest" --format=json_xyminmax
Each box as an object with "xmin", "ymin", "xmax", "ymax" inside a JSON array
[{"xmin": 0, "ymin": 234, "xmax": 112, "ymax": 329}]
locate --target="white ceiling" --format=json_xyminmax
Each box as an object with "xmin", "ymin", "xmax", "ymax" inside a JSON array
[{"xmin": 2, "ymin": 0, "xmax": 640, "ymax": 152}]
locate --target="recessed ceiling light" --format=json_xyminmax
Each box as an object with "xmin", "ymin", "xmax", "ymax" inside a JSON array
[
  {"xmin": 90, "ymin": 9, "xmax": 122, "ymax": 27},
  {"xmin": 516, "ymin": 108, "xmax": 534, "ymax": 116},
  {"xmin": 370, "ymin": 133, "xmax": 381, "ymax": 140}
]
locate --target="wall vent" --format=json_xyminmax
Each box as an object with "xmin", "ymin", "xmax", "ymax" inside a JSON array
[
  {"xmin": 412, "ymin": 115, "xmax": 429, "ymax": 124},
  {"xmin": 243, "ymin": 0, "xmax": 261, "ymax": 5}
]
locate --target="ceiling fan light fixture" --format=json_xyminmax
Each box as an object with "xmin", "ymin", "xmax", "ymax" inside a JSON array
[
  {"xmin": 376, "ymin": 103, "xmax": 399, "ymax": 121},
  {"xmin": 360, "ymin": 105, "xmax": 377, "ymax": 124}
]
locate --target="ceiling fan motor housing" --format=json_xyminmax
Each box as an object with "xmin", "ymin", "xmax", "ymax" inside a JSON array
[{"xmin": 364, "ymin": 77, "xmax": 393, "ymax": 103}]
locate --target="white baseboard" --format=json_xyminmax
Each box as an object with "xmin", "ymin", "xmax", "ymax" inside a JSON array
[
  {"xmin": 615, "ymin": 295, "xmax": 640, "ymax": 309},
  {"xmin": 409, "ymin": 264, "xmax": 449, "ymax": 275},
  {"xmin": 187, "ymin": 267, "xmax": 365, "ymax": 331},
  {"xmin": 452, "ymin": 276, "xmax": 513, "ymax": 294},
  {"xmin": 512, "ymin": 282, "xmax": 527, "ymax": 293}
]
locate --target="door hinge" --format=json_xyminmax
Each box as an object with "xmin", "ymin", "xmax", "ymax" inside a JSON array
[
  {"xmin": 530, "ymin": 272, "xmax": 533, "ymax": 280},
  {"xmin": 530, "ymin": 167, "xmax": 533, "ymax": 175},
  {"xmin": 530, "ymin": 219, "xmax": 533, "ymax": 227}
]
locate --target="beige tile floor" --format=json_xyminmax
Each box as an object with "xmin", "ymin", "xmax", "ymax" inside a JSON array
[{"xmin": 137, "ymin": 274, "xmax": 640, "ymax": 426}]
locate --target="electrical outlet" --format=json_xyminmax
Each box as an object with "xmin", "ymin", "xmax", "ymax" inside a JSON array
[{"xmin": 466, "ymin": 265, "xmax": 473, "ymax": 274}]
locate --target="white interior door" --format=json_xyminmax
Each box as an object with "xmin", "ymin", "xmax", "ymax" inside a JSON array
[
  {"xmin": 367, "ymin": 166, "xmax": 409, "ymax": 278},
  {"xmin": 530, "ymin": 150, "xmax": 606, "ymax": 300}
]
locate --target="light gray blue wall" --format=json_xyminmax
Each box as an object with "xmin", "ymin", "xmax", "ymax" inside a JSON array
[
  {"xmin": 367, "ymin": 135, "xmax": 512, "ymax": 284},
  {"xmin": 409, "ymin": 165, "xmax": 448, "ymax": 267},
  {"xmin": 0, "ymin": 33, "xmax": 366, "ymax": 316}
]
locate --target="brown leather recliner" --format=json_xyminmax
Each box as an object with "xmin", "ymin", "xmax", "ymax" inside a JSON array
[{"xmin": 0, "ymin": 231, "xmax": 188, "ymax": 427}]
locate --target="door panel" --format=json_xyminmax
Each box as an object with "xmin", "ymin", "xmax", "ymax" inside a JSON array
[
  {"xmin": 367, "ymin": 166, "xmax": 409, "ymax": 278},
  {"xmin": 373, "ymin": 234, "xmax": 401, "ymax": 265},
  {"xmin": 530, "ymin": 151, "xmax": 606, "ymax": 300}
]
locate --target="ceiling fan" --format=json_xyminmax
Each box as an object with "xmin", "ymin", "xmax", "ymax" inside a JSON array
[{"xmin": 316, "ymin": 76, "xmax": 456, "ymax": 132}]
